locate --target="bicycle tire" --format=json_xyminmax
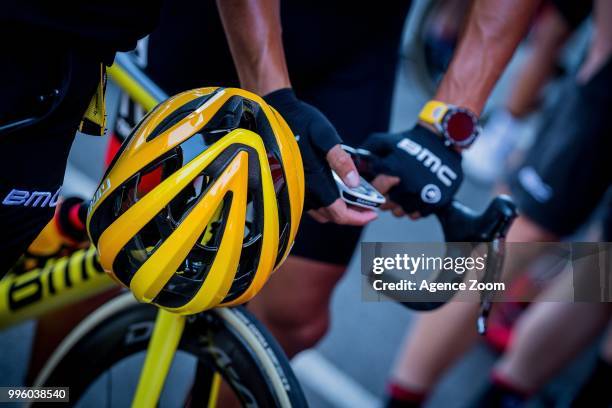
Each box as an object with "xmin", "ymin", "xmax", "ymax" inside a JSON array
[
  {"xmin": 400, "ymin": 0, "xmax": 445, "ymax": 99},
  {"xmin": 31, "ymin": 292, "xmax": 307, "ymax": 407}
]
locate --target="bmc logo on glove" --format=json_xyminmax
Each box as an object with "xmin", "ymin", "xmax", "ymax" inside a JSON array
[{"xmin": 397, "ymin": 138, "xmax": 457, "ymax": 187}]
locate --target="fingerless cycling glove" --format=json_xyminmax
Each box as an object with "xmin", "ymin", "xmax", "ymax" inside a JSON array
[
  {"xmin": 264, "ymin": 88, "xmax": 341, "ymax": 210},
  {"xmin": 362, "ymin": 124, "xmax": 463, "ymax": 216}
]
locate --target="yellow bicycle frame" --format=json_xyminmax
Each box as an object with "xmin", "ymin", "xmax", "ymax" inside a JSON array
[{"xmin": 0, "ymin": 246, "xmax": 114, "ymax": 330}]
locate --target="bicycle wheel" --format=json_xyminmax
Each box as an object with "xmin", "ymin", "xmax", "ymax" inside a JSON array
[
  {"xmin": 31, "ymin": 292, "xmax": 307, "ymax": 407},
  {"xmin": 401, "ymin": 0, "xmax": 454, "ymax": 98}
]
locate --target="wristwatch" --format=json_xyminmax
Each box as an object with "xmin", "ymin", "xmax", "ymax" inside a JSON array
[{"xmin": 418, "ymin": 100, "xmax": 481, "ymax": 148}]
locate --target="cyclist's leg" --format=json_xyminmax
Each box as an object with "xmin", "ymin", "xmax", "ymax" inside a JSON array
[
  {"xmin": 385, "ymin": 221, "xmax": 558, "ymax": 404},
  {"xmin": 495, "ymin": 295, "xmax": 611, "ymax": 393},
  {"xmin": 559, "ymin": 198, "xmax": 612, "ymax": 407},
  {"xmin": 476, "ymin": 188, "xmax": 612, "ymax": 405},
  {"xmin": 247, "ymin": 255, "xmax": 346, "ymax": 356},
  {"xmin": 469, "ymin": 272, "xmax": 612, "ymax": 406},
  {"xmin": 569, "ymin": 328, "xmax": 612, "ymax": 407},
  {"xmin": 0, "ymin": 26, "xmax": 101, "ymax": 277},
  {"xmin": 388, "ymin": 302, "xmax": 481, "ymax": 397},
  {"xmin": 387, "ymin": 46, "xmax": 612, "ymax": 405}
]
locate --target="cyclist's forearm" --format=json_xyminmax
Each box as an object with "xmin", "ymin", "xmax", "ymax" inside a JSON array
[
  {"xmin": 216, "ymin": 0, "xmax": 291, "ymax": 95},
  {"xmin": 435, "ymin": 0, "xmax": 539, "ymax": 115}
]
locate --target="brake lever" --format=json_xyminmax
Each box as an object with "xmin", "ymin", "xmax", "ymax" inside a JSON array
[
  {"xmin": 473, "ymin": 197, "xmax": 515, "ymax": 334},
  {"xmin": 477, "ymin": 238, "xmax": 506, "ymax": 334},
  {"xmin": 348, "ymin": 145, "xmax": 518, "ymax": 332},
  {"xmin": 437, "ymin": 196, "xmax": 516, "ymax": 333}
]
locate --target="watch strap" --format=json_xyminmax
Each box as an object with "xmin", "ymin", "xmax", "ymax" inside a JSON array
[{"xmin": 418, "ymin": 100, "xmax": 450, "ymax": 126}]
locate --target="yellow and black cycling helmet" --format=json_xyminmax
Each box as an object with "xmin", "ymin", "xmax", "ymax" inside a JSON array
[{"xmin": 87, "ymin": 87, "xmax": 304, "ymax": 314}]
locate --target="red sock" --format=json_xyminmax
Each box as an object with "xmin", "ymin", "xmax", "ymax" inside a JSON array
[
  {"xmin": 491, "ymin": 371, "xmax": 532, "ymax": 399},
  {"xmin": 386, "ymin": 381, "xmax": 427, "ymax": 407}
]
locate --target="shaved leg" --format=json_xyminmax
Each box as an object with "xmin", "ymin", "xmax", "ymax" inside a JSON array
[
  {"xmin": 248, "ymin": 255, "xmax": 346, "ymax": 357},
  {"xmin": 389, "ymin": 216, "xmax": 557, "ymax": 391}
]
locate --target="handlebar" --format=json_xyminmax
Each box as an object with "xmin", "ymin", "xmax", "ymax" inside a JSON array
[
  {"xmin": 349, "ymin": 146, "xmax": 518, "ymax": 333},
  {"xmin": 400, "ymin": 196, "xmax": 517, "ymax": 314},
  {"xmin": 436, "ymin": 196, "xmax": 516, "ymax": 243}
]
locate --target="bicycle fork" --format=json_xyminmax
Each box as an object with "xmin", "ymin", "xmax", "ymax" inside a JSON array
[{"xmin": 132, "ymin": 309, "xmax": 185, "ymax": 408}]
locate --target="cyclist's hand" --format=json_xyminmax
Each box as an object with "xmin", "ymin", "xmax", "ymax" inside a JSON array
[
  {"xmin": 369, "ymin": 174, "xmax": 409, "ymax": 218},
  {"xmin": 361, "ymin": 124, "xmax": 463, "ymax": 217},
  {"xmin": 264, "ymin": 88, "xmax": 377, "ymax": 226}
]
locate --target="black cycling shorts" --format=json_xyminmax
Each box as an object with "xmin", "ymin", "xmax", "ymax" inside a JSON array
[
  {"xmin": 508, "ymin": 56, "xmax": 612, "ymax": 239},
  {"xmin": 0, "ymin": 26, "xmax": 100, "ymax": 275},
  {"xmin": 132, "ymin": 0, "xmax": 411, "ymax": 265}
]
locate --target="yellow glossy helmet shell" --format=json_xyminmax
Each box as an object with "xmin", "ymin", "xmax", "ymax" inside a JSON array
[{"xmin": 87, "ymin": 87, "xmax": 304, "ymax": 314}]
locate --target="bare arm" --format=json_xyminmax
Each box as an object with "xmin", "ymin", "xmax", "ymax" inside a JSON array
[
  {"xmin": 374, "ymin": 0, "xmax": 541, "ymax": 216},
  {"xmin": 216, "ymin": 0, "xmax": 290, "ymax": 95},
  {"xmin": 435, "ymin": 0, "xmax": 540, "ymax": 115}
]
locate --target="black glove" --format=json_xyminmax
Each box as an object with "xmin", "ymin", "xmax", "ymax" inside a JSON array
[
  {"xmin": 264, "ymin": 88, "xmax": 341, "ymax": 210},
  {"xmin": 361, "ymin": 124, "xmax": 463, "ymax": 216}
]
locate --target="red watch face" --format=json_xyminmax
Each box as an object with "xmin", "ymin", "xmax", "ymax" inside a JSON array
[{"xmin": 443, "ymin": 109, "xmax": 478, "ymax": 145}]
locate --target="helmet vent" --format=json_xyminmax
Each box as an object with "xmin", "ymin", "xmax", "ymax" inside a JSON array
[{"xmin": 146, "ymin": 91, "xmax": 218, "ymax": 142}]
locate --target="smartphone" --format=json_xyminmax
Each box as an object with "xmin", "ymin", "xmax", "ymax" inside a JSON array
[
  {"xmin": 332, "ymin": 170, "xmax": 386, "ymax": 209},
  {"xmin": 340, "ymin": 144, "xmax": 377, "ymax": 179}
]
